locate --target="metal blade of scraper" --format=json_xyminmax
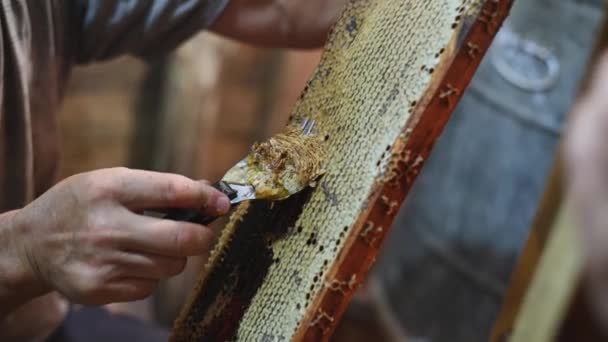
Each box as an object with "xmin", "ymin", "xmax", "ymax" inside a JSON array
[
  {"xmin": 149, "ymin": 117, "xmax": 317, "ymax": 225},
  {"xmin": 219, "ymin": 116, "xmax": 318, "ymax": 187},
  {"xmin": 222, "ymin": 116, "xmax": 318, "ymax": 200}
]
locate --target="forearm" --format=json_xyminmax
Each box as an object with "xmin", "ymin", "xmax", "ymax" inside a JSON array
[
  {"xmin": 210, "ymin": 0, "xmax": 345, "ymax": 49},
  {"xmin": 0, "ymin": 210, "xmax": 47, "ymax": 317}
]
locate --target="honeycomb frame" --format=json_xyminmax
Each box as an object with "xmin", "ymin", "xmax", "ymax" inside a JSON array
[{"xmin": 172, "ymin": 0, "xmax": 514, "ymax": 340}]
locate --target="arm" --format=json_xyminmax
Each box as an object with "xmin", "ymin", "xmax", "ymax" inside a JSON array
[
  {"xmin": 71, "ymin": 0, "xmax": 348, "ymax": 63},
  {"xmin": 0, "ymin": 168, "xmax": 230, "ymax": 317},
  {"xmin": 209, "ymin": 0, "xmax": 349, "ymax": 49}
]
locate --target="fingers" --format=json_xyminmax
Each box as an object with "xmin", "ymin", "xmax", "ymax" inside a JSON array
[
  {"xmin": 90, "ymin": 253, "xmax": 186, "ymax": 304},
  {"xmin": 118, "ymin": 212, "xmax": 216, "ymax": 257},
  {"xmin": 99, "ymin": 278, "xmax": 158, "ymax": 304},
  {"xmin": 115, "ymin": 169, "xmax": 227, "ymax": 212},
  {"xmin": 76, "ymin": 253, "xmax": 187, "ymax": 305},
  {"xmin": 114, "ymin": 252, "xmax": 187, "ymax": 279},
  {"xmin": 85, "ymin": 168, "xmax": 230, "ymax": 215},
  {"xmin": 59, "ymin": 251, "xmax": 188, "ymax": 305}
]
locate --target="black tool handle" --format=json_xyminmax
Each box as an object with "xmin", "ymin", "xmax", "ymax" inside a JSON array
[
  {"xmin": 150, "ymin": 181, "xmax": 237, "ymax": 225},
  {"xmin": 161, "ymin": 207, "xmax": 218, "ymax": 225}
]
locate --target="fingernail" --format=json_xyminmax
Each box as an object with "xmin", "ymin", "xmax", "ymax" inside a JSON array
[{"xmin": 215, "ymin": 195, "xmax": 230, "ymax": 214}]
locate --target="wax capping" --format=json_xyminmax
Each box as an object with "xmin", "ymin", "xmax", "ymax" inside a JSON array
[{"xmin": 246, "ymin": 126, "xmax": 325, "ymax": 200}]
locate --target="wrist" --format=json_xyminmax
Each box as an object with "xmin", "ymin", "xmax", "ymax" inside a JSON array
[{"xmin": 0, "ymin": 210, "xmax": 49, "ymax": 316}]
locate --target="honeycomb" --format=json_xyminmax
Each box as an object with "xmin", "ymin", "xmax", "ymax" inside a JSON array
[{"xmin": 172, "ymin": 0, "xmax": 510, "ymax": 340}]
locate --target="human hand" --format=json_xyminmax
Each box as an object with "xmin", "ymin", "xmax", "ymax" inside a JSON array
[
  {"xmin": 9, "ymin": 167, "xmax": 229, "ymax": 305},
  {"xmin": 565, "ymin": 52, "xmax": 608, "ymax": 327}
]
